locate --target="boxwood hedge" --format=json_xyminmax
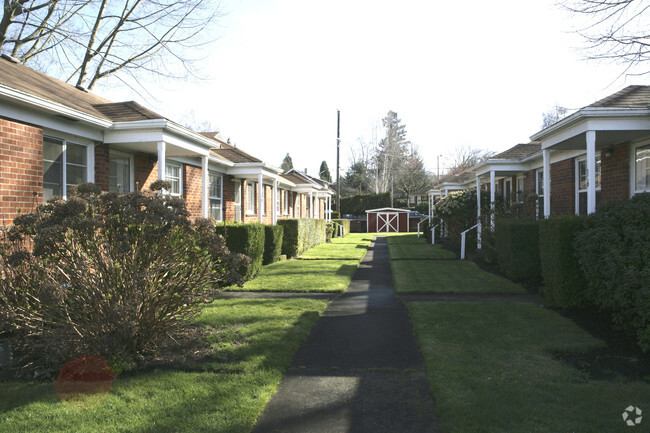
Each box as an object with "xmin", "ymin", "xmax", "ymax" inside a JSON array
[
  {"xmin": 495, "ymin": 219, "xmax": 541, "ymax": 281},
  {"xmin": 215, "ymin": 222, "xmax": 265, "ymax": 280}
]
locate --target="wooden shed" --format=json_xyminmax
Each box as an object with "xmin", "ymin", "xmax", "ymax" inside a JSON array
[{"xmin": 365, "ymin": 207, "xmax": 410, "ymax": 233}]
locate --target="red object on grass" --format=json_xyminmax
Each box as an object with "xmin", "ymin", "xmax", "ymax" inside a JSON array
[{"xmin": 55, "ymin": 355, "xmax": 114, "ymax": 398}]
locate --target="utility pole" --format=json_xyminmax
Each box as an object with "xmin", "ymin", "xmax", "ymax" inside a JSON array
[{"xmin": 336, "ymin": 109, "xmax": 341, "ymax": 214}]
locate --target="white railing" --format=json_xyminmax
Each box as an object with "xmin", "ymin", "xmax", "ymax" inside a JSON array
[
  {"xmin": 430, "ymin": 223, "xmax": 440, "ymax": 245},
  {"xmin": 417, "ymin": 217, "xmax": 430, "ymax": 238},
  {"xmin": 460, "ymin": 223, "xmax": 480, "ymax": 260}
]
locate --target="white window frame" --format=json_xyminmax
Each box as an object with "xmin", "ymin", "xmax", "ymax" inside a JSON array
[
  {"xmin": 165, "ymin": 161, "xmax": 183, "ymax": 197},
  {"xmin": 296, "ymin": 194, "xmax": 301, "ymax": 218},
  {"xmin": 516, "ymin": 176, "xmax": 524, "ymax": 203},
  {"xmin": 282, "ymin": 190, "xmax": 289, "ymax": 215},
  {"xmin": 209, "ymin": 171, "xmax": 223, "ymax": 221},
  {"xmin": 43, "ymin": 136, "xmax": 92, "ymax": 201},
  {"xmin": 536, "ymin": 169, "xmax": 544, "ymax": 197},
  {"xmin": 632, "ymin": 141, "xmax": 650, "ymax": 195},
  {"xmin": 246, "ymin": 182, "xmax": 256, "ymax": 215},
  {"xmin": 109, "ymin": 150, "xmax": 135, "ymax": 193},
  {"xmin": 276, "ymin": 188, "xmax": 281, "ymax": 215},
  {"xmin": 234, "ymin": 179, "xmax": 242, "ymax": 222},
  {"xmin": 575, "ymin": 155, "xmax": 602, "ymax": 215}
]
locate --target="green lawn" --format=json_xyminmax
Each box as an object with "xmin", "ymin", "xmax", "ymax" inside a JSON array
[
  {"xmin": 391, "ymin": 259, "xmax": 525, "ymax": 294},
  {"xmin": 408, "ymin": 302, "xmax": 650, "ymax": 433},
  {"xmin": 388, "ymin": 243, "xmax": 457, "ymax": 260},
  {"xmin": 0, "ymin": 298, "xmax": 328, "ymax": 433},
  {"xmin": 228, "ymin": 234, "xmax": 374, "ymax": 293},
  {"xmin": 299, "ymin": 234, "xmax": 373, "ymax": 260},
  {"xmin": 231, "ymin": 259, "xmax": 360, "ymax": 293}
]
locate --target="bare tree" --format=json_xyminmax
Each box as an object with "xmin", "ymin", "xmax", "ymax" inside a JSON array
[
  {"xmin": 396, "ymin": 146, "xmax": 432, "ymax": 201},
  {"xmin": 446, "ymin": 145, "xmax": 493, "ymax": 173},
  {"xmin": 541, "ymin": 105, "xmax": 569, "ymax": 129},
  {"xmin": 562, "ymin": 0, "xmax": 650, "ymax": 75},
  {"xmin": 1, "ymin": 0, "xmax": 223, "ymax": 90}
]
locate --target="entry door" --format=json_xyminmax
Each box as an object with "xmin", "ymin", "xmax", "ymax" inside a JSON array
[
  {"xmin": 377, "ymin": 212, "xmax": 398, "ymax": 232},
  {"xmin": 234, "ymin": 180, "xmax": 242, "ymax": 222}
]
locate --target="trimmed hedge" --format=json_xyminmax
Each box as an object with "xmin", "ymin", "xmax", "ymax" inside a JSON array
[
  {"xmin": 340, "ymin": 192, "xmax": 390, "ymax": 216},
  {"xmin": 277, "ymin": 218, "xmax": 327, "ymax": 258},
  {"xmin": 332, "ymin": 218, "xmax": 350, "ymax": 237},
  {"xmin": 263, "ymin": 225, "xmax": 284, "ymax": 265},
  {"xmin": 326, "ymin": 222, "xmax": 337, "ymax": 242},
  {"xmin": 495, "ymin": 219, "xmax": 541, "ymax": 281},
  {"xmin": 539, "ymin": 215, "xmax": 588, "ymax": 308},
  {"xmin": 574, "ymin": 193, "xmax": 650, "ymax": 352},
  {"xmin": 215, "ymin": 222, "xmax": 265, "ymax": 280}
]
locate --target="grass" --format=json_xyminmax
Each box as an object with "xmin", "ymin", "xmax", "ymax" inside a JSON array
[
  {"xmin": 408, "ymin": 302, "xmax": 650, "ymax": 433},
  {"xmin": 231, "ymin": 259, "xmax": 360, "ymax": 293},
  {"xmin": 388, "ymin": 242, "xmax": 457, "ymax": 260},
  {"xmin": 391, "ymin": 259, "xmax": 525, "ymax": 294},
  {"xmin": 0, "ymin": 298, "xmax": 328, "ymax": 433},
  {"xmin": 229, "ymin": 233, "xmax": 374, "ymax": 293}
]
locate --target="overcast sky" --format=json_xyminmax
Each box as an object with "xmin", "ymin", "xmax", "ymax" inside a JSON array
[{"xmin": 97, "ymin": 0, "xmax": 646, "ymax": 177}]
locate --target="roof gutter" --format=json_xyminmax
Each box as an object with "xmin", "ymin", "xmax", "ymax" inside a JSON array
[{"xmin": 0, "ymin": 84, "xmax": 112, "ymax": 128}]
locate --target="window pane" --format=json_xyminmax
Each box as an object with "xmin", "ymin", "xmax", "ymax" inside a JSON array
[
  {"xmin": 636, "ymin": 145, "xmax": 650, "ymax": 191},
  {"xmin": 209, "ymin": 199, "xmax": 222, "ymax": 221},
  {"xmin": 165, "ymin": 164, "xmax": 181, "ymax": 195},
  {"xmin": 43, "ymin": 139, "xmax": 63, "ymax": 200},
  {"xmin": 110, "ymin": 156, "xmax": 131, "ymax": 193},
  {"xmin": 578, "ymin": 160, "xmax": 587, "ymax": 190},
  {"xmin": 209, "ymin": 173, "xmax": 222, "ymax": 198},
  {"xmin": 67, "ymin": 164, "xmax": 87, "ymax": 187},
  {"xmin": 537, "ymin": 171, "xmax": 544, "ymax": 196},
  {"xmin": 66, "ymin": 143, "xmax": 86, "ymax": 166}
]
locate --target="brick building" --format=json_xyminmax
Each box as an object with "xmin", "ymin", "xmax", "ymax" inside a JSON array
[{"xmin": 0, "ymin": 54, "xmax": 332, "ymax": 225}]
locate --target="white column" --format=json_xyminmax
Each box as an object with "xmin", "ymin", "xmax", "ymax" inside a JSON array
[
  {"xmin": 586, "ymin": 130, "xmax": 597, "ymax": 214},
  {"xmin": 157, "ymin": 141, "xmax": 166, "ymax": 181},
  {"xmin": 272, "ymin": 179, "xmax": 278, "ymax": 224},
  {"xmin": 543, "ymin": 148, "xmax": 551, "ymax": 218},
  {"xmin": 201, "ymin": 155, "xmax": 209, "ymax": 218},
  {"xmin": 490, "ymin": 170, "xmax": 496, "ymax": 231},
  {"xmin": 258, "ymin": 173, "xmax": 264, "ymax": 223},
  {"xmin": 476, "ymin": 176, "xmax": 482, "ymax": 249}
]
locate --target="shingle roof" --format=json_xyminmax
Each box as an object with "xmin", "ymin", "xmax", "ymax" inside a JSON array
[
  {"xmin": 280, "ymin": 171, "xmax": 310, "ymax": 184},
  {"xmin": 93, "ymin": 101, "xmax": 165, "ymax": 122},
  {"xmin": 491, "ymin": 142, "xmax": 541, "ymax": 160},
  {"xmin": 0, "ymin": 54, "xmax": 113, "ymax": 119},
  {"xmin": 588, "ymin": 85, "xmax": 650, "ymax": 108}
]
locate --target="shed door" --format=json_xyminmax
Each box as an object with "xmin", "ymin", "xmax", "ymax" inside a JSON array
[{"xmin": 377, "ymin": 212, "xmax": 399, "ymax": 232}]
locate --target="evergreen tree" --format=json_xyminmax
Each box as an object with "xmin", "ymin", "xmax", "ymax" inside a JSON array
[
  {"xmin": 376, "ymin": 111, "xmax": 410, "ymax": 193},
  {"xmin": 319, "ymin": 161, "xmax": 332, "ymax": 182},
  {"xmin": 281, "ymin": 153, "xmax": 294, "ymax": 172}
]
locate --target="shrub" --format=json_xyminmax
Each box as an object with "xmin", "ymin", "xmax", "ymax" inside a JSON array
[
  {"xmin": 574, "ymin": 193, "xmax": 650, "ymax": 352},
  {"xmin": 340, "ymin": 192, "xmax": 390, "ymax": 216},
  {"xmin": 331, "ymin": 211, "xmax": 341, "ymax": 219},
  {"xmin": 332, "ymin": 218, "xmax": 350, "ymax": 237},
  {"xmin": 538, "ymin": 215, "xmax": 588, "ymax": 308},
  {"xmin": 435, "ymin": 190, "xmax": 492, "ymax": 256},
  {"xmin": 0, "ymin": 182, "xmax": 246, "ymax": 377},
  {"xmin": 326, "ymin": 222, "xmax": 337, "ymax": 242},
  {"xmin": 215, "ymin": 222, "xmax": 265, "ymax": 280},
  {"xmin": 263, "ymin": 225, "xmax": 284, "ymax": 265},
  {"xmin": 495, "ymin": 219, "xmax": 541, "ymax": 281},
  {"xmin": 415, "ymin": 202, "xmax": 429, "ymax": 215},
  {"xmin": 277, "ymin": 219, "xmax": 327, "ymax": 257}
]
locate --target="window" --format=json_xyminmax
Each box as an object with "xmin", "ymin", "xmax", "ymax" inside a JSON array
[
  {"xmin": 282, "ymin": 190, "xmax": 289, "ymax": 214},
  {"xmin": 43, "ymin": 137, "xmax": 88, "ymax": 201},
  {"xmin": 260, "ymin": 185, "xmax": 265, "ymax": 215},
  {"xmin": 246, "ymin": 182, "xmax": 255, "ymax": 214},
  {"xmin": 296, "ymin": 194, "xmax": 301, "ymax": 218},
  {"xmin": 276, "ymin": 189, "xmax": 281, "ymax": 215},
  {"xmin": 234, "ymin": 180, "xmax": 242, "ymax": 222},
  {"xmin": 577, "ymin": 156, "xmax": 602, "ymax": 191},
  {"xmin": 209, "ymin": 172, "xmax": 222, "ymax": 221},
  {"xmin": 536, "ymin": 170, "xmax": 544, "ymax": 196},
  {"xmin": 306, "ymin": 194, "xmax": 311, "ymax": 217},
  {"xmin": 634, "ymin": 144, "xmax": 650, "ymax": 193},
  {"xmin": 165, "ymin": 162, "xmax": 182, "ymax": 196},
  {"xmin": 516, "ymin": 176, "xmax": 524, "ymax": 203},
  {"xmin": 576, "ymin": 156, "xmax": 602, "ymax": 215},
  {"xmin": 109, "ymin": 151, "xmax": 132, "ymax": 193}
]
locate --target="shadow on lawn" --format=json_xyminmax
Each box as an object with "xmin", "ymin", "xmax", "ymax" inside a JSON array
[{"xmin": 0, "ymin": 304, "xmax": 323, "ymax": 427}]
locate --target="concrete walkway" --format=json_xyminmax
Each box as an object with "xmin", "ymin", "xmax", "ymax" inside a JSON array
[{"xmin": 251, "ymin": 236, "xmax": 438, "ymax": 433}]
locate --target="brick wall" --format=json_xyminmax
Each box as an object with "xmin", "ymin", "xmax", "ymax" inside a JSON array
[
  {"xmin": 0, "ymin": 118, "xmax": 43, "ymax": 223},
  {"xmin": 183, "ymin": 164, "xmax": 202, "ymax": 219},
  {"xmin": 222, "ymin": 175, "xmax": 237, "ymax": 221},
  {"xmin": 95, "ymin": 143, "xmax": 110, "ymax": 191},
  {"xmin": 523, "ymin": 169, "xmax": 537, "ymax": 197},
  {"xmin": 550, "ymin": 158, "xmax": 574, "ymax": 215},
  {"xmin": 601, "ymin": 143, "xmax": 630, "ymax": 204},
  {"xmin": 134, "ymin": 153, "xmax": 157, "ymax": 191}
]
